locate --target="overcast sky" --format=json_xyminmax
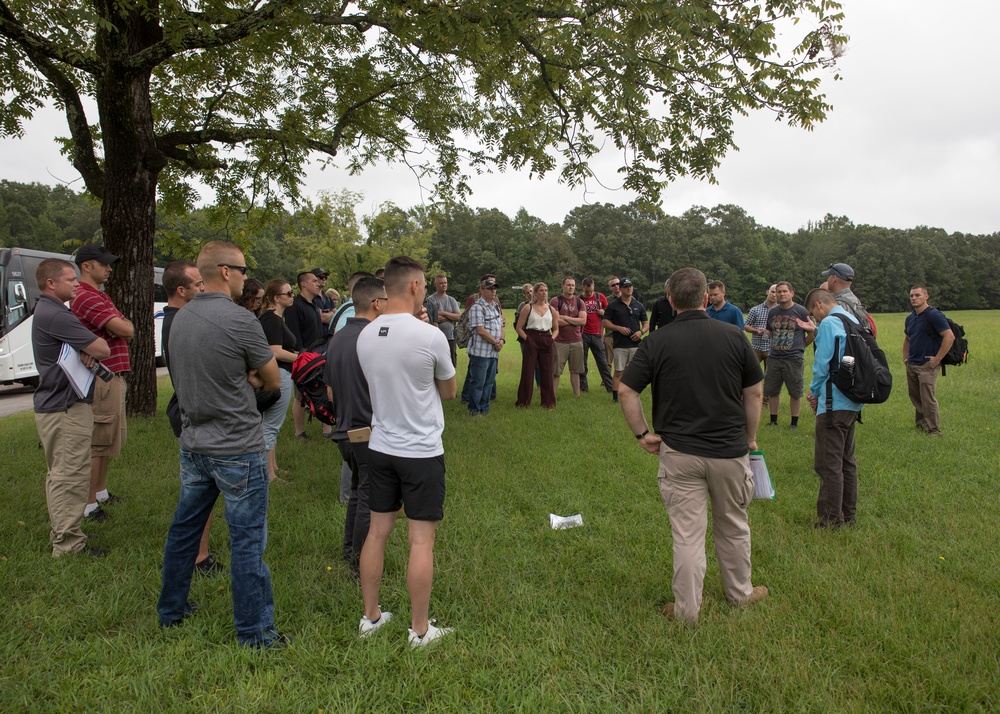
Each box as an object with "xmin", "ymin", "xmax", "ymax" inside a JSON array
[{"xmin": 1, "ymin": 0, "xmax": 997, "ymax": 235}]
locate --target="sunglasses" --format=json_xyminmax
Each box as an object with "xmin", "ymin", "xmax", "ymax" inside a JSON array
[
  {"xmin": 281, "ymin": 291, "xmax": 294, "ymax": 297},
  {"xmin": 608, "ymin": 282, "xmax": 620, "ymax": 288},
  {"xmin": 218, "ymin": 264, "xmax": 248, "ymax": 275}
]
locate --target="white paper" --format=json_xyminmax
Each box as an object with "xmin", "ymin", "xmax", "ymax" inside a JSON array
[
  {"xmin": 749, "ymin": 452, "xmax": 774, "ymax": 500},
  {"xmin": 549, "ymin": 513, "xmax": 584, "ymax": 530},
  {"xmin": 57, "ymin": 342, "xmax": 95, "ymax": 400}
]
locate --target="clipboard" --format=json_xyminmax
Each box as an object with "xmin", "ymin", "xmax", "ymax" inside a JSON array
[
  {"xmin": 57, "ymin": 342, "xmax": 95, "ymax": 400},
  {"xmin": 749, "ymin": 450, "xmax": 774, "ymax": 500}
]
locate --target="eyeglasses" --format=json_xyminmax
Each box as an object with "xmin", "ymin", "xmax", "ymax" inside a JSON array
[
  {"xmin": 372, "ymin": 296, "xmax": 388, "ymax": 304},
  {"xmin": 608, "ymin": 282, "xmax": 620, "ymax": 288},
  {"xmin": 218, "ymin": 264, "xmax": 248, "ymax": 275}
]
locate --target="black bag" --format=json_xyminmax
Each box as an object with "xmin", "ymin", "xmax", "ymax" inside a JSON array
[
  {"xmin": 826, "ymin": 313, "xmax": 892, "ymax": 419},
  {"xmin": 923, "ymin": 308, "xmax": 968, "ymax": 375},
  {"xmin": 290, "ymin": 350, "xmax": 336, "ymax": 426}
]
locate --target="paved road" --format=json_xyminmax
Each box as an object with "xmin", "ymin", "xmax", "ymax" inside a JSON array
[{"xmin": 0, "ymin": 367, "xmax": 169, "ymax": 418}]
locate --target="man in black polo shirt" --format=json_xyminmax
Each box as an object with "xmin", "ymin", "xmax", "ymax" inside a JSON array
[
  {"xmin": 325, "ymin": 277, "xmax": 386, "ymax": 578},
  {"xmin": 618, "ymin": 268, "xmax": 768, "ymax": 624},
  {"xmin": 601, "ymin": 278, "xmax": 648, "ymax": 402},
  {"xmin": 31, "ymin": 258, "xmax": 110, "ymax": 557},
  {"xmin": 286, "ymin": 270, "xmax": 328, "ymax": 439}
]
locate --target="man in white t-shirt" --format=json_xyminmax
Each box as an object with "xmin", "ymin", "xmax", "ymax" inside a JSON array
[{"xmin": 356, "ymin": 256, "xmax": 458, "ymax": 648}]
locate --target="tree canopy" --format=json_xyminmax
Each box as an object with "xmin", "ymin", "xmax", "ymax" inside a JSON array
[{"xmin": 1, "ymin": 0, "xmax": 846, "ymax": 414}]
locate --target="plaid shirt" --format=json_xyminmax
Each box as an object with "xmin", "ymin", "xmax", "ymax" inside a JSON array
[
  {"xmin": 70, "ymin": 282, "xmax": 131, "ymax": 373},
  {"xmin": 466, "ymin": 297, "xmax": 503, "ymax": 359},
  {"xmin": 746, "ymin": 301, "xmax": 772, "ymax": 353}
]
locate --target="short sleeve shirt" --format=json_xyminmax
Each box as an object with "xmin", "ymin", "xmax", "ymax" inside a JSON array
[
  {"xmin": 621, "ymin": 310, "xmax": 763, "ymax": 458},
  {"xmin": 580, "ymin": 293, "xmax": 608, "ymax": 335},
  {"xmin": 766, "ymin": 304, "xmax": 811, "ymax": 359},
  {"xmin": 31, "ymin": 295, "xmax": 102, "ymax": 413},
  {"xmin": 905, "ymin": 307, "xmax": 952, "ymax": 365},
  {"xmin": 169, "ymin": 292, "xmax": 275, "ymax": 455},
  {"xmin": 551, "ymin": 295, "xmax": 586, "ymax": 343},
  {"xmin": 259, "ymin": 310, "xmax": 299, "ymax": 371},
  {"xmin": 605, "ymin": 298, "xmax": 647, "ymax": 349},
  {"xmin": 69, "ymin": 282, "xmax": 130, "ymax": 373},
  {"xmin": 746, "ymin": 302, "xmax": 772, "ymax": 352},
  {"xmin": 426, "ymin": 293, "xmax": 460, "ymax": 340},
  {"xmin": 467, "ymin": 298, "xmax": 503, "ymax": 358},
  {"xmin": 706, "ymin": 301, "xmax": 745, "ymax": 330},
  {"xmin": 358, "ymin": 313, "xmax": 456, "ymax": 457}
]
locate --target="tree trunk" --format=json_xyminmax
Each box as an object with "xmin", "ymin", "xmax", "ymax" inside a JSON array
[{"xmin": 95, "ymin": 68, "xmax": 164, "ymax": 417}]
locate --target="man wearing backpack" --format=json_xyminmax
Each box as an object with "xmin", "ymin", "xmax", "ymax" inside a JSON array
[
  {"xmin": 821, "ymin": 263, "xmax": 875, "ymax": 336},
  {"xmin": 903, "ymin": 286, "xmax": 955, "ymax": 436},
  {"xmin": 550, "ymin": 277, "xmax": 587, "ymax": 397},
  {"xmin": 804, "ymin": 289, "xmax": 863, "ymax": 529}
]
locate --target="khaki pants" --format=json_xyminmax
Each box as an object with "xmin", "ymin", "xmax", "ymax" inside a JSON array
[
  {"xmin": 35, "ymin": 402, "xmax": 93, "ymax": 556},
  {"xmin": 657, "ymin": 443, "xmax": 754, "ymax": 623},
  {"xmin": 905, "ymin": 361, "xmax": 941, "ymax": 434}
]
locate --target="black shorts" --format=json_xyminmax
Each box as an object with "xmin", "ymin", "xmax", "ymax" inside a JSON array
[{"xmin": 368, "ymin": 450, "xmax": 446, "ymax": 521}]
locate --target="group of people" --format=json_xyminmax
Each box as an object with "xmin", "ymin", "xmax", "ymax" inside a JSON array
[{"xmin": 30, "ymin": 242, "xmax": 960, "ymax": 642}]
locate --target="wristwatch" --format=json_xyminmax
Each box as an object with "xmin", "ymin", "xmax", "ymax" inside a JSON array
[{"xmin": 635, "ymin": 430, "xmax": 649, "ymax": 440}]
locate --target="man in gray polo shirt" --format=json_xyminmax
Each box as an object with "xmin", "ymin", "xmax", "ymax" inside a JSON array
[
  {"xmin": 157, "ymin": 241, "xmax": 287, "ymax": 649},
  {"xmin": 31, "ymin": 258, "xmax": 110, "ymax": 557}
]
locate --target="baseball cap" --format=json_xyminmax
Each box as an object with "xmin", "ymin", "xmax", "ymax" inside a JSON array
[
  {"xmin": 75, "ymin": 244, "xmax": 119, "ymax": 265},
  {"xmin": 821, "ymin": 263, "xmax": 854, "ymax": 281},
  {"xmin": 310, "ymin": 267, "xmax": 329, "ymax": 279},
  {"xmin": 482, "ymin": 279, "xmax": 498, "ymax": 289},
  {"xmin": 619, "ymin": 278, "xmax": 634, "ymax": 288}
]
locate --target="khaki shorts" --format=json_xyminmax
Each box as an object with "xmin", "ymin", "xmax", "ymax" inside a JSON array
[
  {"xmin": 613, "ymin": 347, "xmax": 639, "ymax": 372},
  {"xmin": 553, "ymin": 341, "xmax": 585, "ymax": 376},
  {"xmin": 91, "ymin": 374, "xmax": 127, "ymax": 457}
]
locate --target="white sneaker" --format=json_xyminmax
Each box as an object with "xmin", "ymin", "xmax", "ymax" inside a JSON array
[
  {"xmin": 408, "ymin": 619, "xmax": 454, "ymax": 648},
  {"xmin": 358, "ymin": 610, "xmax": 393, "ymax": 639}
]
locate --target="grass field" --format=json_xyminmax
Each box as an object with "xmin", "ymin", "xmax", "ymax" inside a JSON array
[{"xmin": 1, "ymin": 310, "xmax": 998, "ymax": 712}]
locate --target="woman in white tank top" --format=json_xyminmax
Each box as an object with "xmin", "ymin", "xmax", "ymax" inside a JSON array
[{"xmin": 514, "ymin": 283, "xmax": 559, "ymax": 408}]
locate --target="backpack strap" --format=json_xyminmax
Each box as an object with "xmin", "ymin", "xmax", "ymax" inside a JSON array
[{"xmin": 826, "ymin": 331, "xmax": 842, "ymax": 427}]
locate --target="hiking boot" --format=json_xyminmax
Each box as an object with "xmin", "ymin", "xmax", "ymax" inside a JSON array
[
  {"xmin": 408, "ymin": 619, "xmax": 454, "ymax": 648},
  {"xmin": 738, "ymin": 586, "xmax": 769, "ymax": 609},
  {"xmin": 764, "ymin": 422, "xmax": 778, "ymax": 428},
  {"xmin": 100, "ymin": 492, "xmax": 122, "ymax": 505},
  {"xmin": 359, "ymin": 610, "xmax": 393, "ymax": 638}
]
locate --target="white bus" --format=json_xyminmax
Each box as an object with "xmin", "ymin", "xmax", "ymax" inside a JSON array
[{"xmin": 0, "ymin": 247, "xmax": 166, "ymax": 387}]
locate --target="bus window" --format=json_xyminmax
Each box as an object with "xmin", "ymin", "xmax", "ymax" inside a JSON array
[{"xmin": 5, "ymin": 280, "xmax": 27, "ymax": 330}]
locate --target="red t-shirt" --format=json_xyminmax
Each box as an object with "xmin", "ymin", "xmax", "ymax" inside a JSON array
[
  {"xmin": 70, "ymin": 282, "xmax": 131, "ymax": 373},
  {"xmin": 550, "ymin": 294, "xmax": 586, "ymax": 343},
  {"xmin": 579, "ymin": 293, "xmax": 608, "ymax": 335}
]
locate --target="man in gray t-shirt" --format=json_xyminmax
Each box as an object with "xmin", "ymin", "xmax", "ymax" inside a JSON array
[
  {"xmin": 426, "ymin": 273, "xmax": 461, "ymax": 367},
  {"xmin": 157, "ymin": 242, "xmax": 288, "ymax": 649}
]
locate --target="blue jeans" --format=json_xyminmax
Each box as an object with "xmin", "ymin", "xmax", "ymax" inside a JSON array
[
  {"xmin": 158, "ymin": 448, "xmax": 277, "ymax": 647},
  {"xmin": 261, "ymin": 368, "xmax": 293, "ymax": 451},
  {"xmin": 466, "ymin": 355, "xmax": 498, "ymax": 414}
]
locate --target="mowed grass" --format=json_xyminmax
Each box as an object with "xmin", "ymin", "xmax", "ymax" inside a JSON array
[{"xmin": 1, "ymin": 310, "xmax": 997, "ymax": 712}]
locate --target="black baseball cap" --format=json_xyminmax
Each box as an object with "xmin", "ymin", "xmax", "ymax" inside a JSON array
[
  {"xmin": 75, "ymin": 244, "xmax": 119, "ymax": 265},
  {"xmin": 620, "ymin": 278, "xmax": 634, "ymax": 288},
  {"xmin": 310, "ymin": 267, "xmax": 329, "ymax": 279}
]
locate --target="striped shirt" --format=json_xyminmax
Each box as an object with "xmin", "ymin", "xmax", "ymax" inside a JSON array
[{"xmin": 70, "ymin": 282, "xmax": 131, "ymax": 373}]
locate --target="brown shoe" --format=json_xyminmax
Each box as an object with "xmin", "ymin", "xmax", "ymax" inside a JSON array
[
  {"xmin": 662, "ymin": 602, "xmax": 675, "ymax": 619},
  {"xmin": 738, "ymin": 585, "xmax": 769, "ymax": 609}
]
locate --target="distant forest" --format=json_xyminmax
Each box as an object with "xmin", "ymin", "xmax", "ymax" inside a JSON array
[{"xmin": 2, "ymin": 180, "xmax": 997, "ymax": 312}]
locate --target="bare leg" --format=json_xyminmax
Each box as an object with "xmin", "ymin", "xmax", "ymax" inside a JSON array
[
  {"xmin": 361, "ymin": 511, "xmax": 398, "ymax": 622},
  {"xmin": 88, "ymin": 455, "xmax": 109, "ymax": 505},
  {"xmin": 267, "ymin": 449, "xmax": 278, "ymax": 481},
  {"xmin": 292, "ymin": 398, "xmax": 306, "ymax": 435},
  {"xmin": 552, "ymin": 375, "xmax": 560, "ymax": 396},
  {"xmin": 790, "ymin": 397, "xmax": 801, "ymax": 418},
  {"xmin": 407, "ymin": 519, "xmax": 439, "ymax": 635},
  {"xmin": 613, "ymin": 370, "xmax": 623, "ymax": 393}
]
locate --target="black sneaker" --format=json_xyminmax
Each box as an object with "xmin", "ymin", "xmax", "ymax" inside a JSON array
[
  {"xmin": 764, "ymin": 422, "xmax": 779, "ymax": 428},
  {"xmin": 161, "ymin": 601, "xmax": 200, "ymax": 628},
  {"xmin": 100, "ymin": 492, "xmax": 123, "ymax": 505},
  {"xmin": 84, "ymin": 505, "xmax": 110, "ymax": 523},
  {"xmin": 194, "ymin": 554, "xmax": 226, "ymax": 577},
  {"xmin": 251, "ymin": 630, "xmax": 293, "ymax": 650}
]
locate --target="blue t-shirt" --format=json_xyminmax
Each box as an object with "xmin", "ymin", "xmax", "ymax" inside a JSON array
[{"xmin": 905, "ymin": 307, "xmax": 951, "ymax": 365}]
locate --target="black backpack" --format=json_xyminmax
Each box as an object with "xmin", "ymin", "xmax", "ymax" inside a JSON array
[
  {"xmin": 290, "ymin": 347, "xmax": 336, "ymax": 426},
  {"xmin": 923, "ymin": 308, "xmax": 968, "ymax": 375},
  {"xmin": 826, "ymin": 312, "xmax": 892, "ymax": 420}
]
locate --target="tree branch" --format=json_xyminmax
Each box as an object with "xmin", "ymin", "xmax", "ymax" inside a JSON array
[
  {"xmin": 0, "ymin": 0, "xmax": 102, "ymax": 74},
  {"xmin": 157, "ymin": 126, "xmax": 341, "ymax": 157}
]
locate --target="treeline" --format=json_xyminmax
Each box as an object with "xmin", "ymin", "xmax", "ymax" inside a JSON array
[{"xmin": 3, "ymin": 180, "xmax": 998, "ymax": 312}]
